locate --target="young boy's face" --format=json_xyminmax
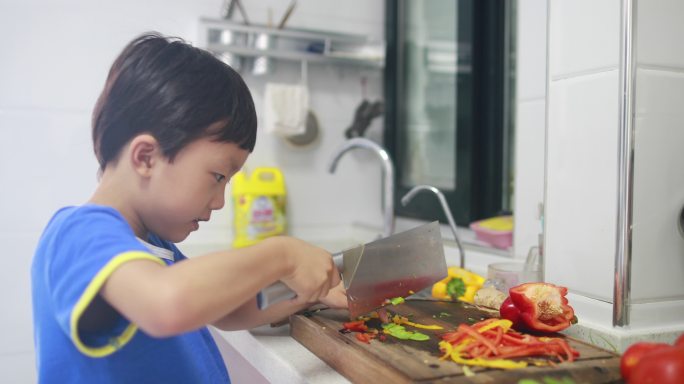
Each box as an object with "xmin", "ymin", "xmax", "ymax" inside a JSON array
[{"xmin": 139, "ymin": 136, "xmax": 249, "ymax": 242}]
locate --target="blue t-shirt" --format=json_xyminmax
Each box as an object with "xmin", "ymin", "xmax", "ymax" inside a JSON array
[{"xmin": 31, "ymin": 205, "xmax": 230, "ymax": 383}]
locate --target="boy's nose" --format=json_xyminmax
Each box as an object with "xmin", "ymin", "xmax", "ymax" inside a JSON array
[{"xmin": 209, "ymin": 188, "xmax": 226, "ymax": 210}]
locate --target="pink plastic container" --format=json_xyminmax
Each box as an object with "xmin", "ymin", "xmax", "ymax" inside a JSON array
[{"xmin": 469, "ymin": 219, "xmax": 513, "ymax": 250}]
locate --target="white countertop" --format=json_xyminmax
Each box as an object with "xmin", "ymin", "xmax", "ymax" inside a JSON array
[{"xmin": 212, "ymin": 325, "xmax": 350, "ymax": 384}]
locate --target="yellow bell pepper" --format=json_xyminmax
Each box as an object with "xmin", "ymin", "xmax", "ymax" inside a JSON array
[
  {"xmin": 448, "ymin": 266, "xmax": 486, "ymax": 286},
  {"xmin": 432, "ymin": 267, "xmax": 485, "ymax": 303},
  {"xmin": 392, "ymin": 314, "xmax": 444, "ymax": 330}
]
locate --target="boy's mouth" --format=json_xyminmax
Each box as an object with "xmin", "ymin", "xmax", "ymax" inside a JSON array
[{"xmin": 192, "ymin": 217, "xmax": 210, "ymax": 228}]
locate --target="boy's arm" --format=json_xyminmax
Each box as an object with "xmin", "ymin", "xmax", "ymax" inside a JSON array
[
  {"xmin": 210, "ymin": 280, "xmax": 348, "ymax": 331},
  {"xmin": 99, "ymin": 236, "xmax": 340, "ymax": 338}
]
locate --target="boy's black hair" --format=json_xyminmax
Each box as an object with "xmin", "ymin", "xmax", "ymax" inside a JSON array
[{"xmin": 92, "ymin": 32, "xmax": 257, "ymax": 170}]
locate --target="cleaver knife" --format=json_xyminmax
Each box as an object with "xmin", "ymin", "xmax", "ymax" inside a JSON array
[{"xmin": 257, "ymin": 221, "xmax": 448, "ymax": 318}]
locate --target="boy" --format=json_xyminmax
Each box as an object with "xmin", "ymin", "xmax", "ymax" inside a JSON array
[{"xmin": 31, "ymin": 33, "xmax": 346, "ymax": 383}]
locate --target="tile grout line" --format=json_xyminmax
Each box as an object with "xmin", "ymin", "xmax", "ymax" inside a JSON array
[{"xmin": 551, "ymin": 66, "xmax": 618, "ymax": 82}]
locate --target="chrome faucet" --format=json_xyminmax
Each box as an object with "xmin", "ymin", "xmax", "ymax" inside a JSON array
[
  {"xmin": 401, "ymin": 185, "xmax": 466, "ymax": 268},
  {"xmin": 328, "ymin": 137, "xmax": 395, "ymax": 238}
]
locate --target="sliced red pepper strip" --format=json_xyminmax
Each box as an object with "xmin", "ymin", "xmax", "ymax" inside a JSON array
[
  {"xmin": 441, "ymin": 330, "xmax": 469, "ymax": 345},
  {"xmin": 493, "ymin": 327, "xmax": 503, "ymax": 347},
  {"xmin": 440, "ymin": 318, "xmax": 580, "ymax": 366},
  {"xmin": 457, "ymin": 324, "xmax": 499, "ymax": 356}
]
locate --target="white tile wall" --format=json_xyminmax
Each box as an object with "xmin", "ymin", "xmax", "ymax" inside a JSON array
[
  {"xmin": 0, "ymin": 1, "xmax": 220, "ymax": 111},
  {"xmin": 516, "ymin": 0, "xmax": 548, "ymax": 101},
  {"xmin": 544, "ymin": 0, "xmax": 684, "ymax": 332},
  {"xmin": 637, "ymin": 0, "xmax": 684, "ymax": 69},
  {"xmin": 0, "ymin": 110, "xmax": 97, "ymax": 232},
  {"xmin": 548, "ymin": 0, "xmax": 620, "ymax": 78},
  {"xmin": 513, "ymin": 0, "xmax": 548, "ymax": 260},
  {"xmin": 545, "ymin": 70, "xmax": 619, "ymax": 302},
  {"xmin": 0, "ymin": 0, "xmax": 386, "ymax": 378},
  {"xmin": 514, "ymin": 99, "xmax": 546, "ymax": 259},
  {"xmin": 631, "ymin": 70, "xmax": 684, "ymax": 302},
  {"xmin": 0, "ymin": 233, "xmax": 37, "ymax": 354},
  {"xmin": 0, "ymin": 352, "xmax": 36, "ymax": 383}
]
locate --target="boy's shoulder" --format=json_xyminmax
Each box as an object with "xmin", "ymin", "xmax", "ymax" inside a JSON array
[
  {"xmin": 49, "ymin": 204, "xmax": 127, "ymax": 230},
  {"xmin": 44, "ymin": 204, "xmax": 184, "ymax": 262},
  {"xmin": 41, "ymin": 204, "xmax": 134, "ymax": 248}
]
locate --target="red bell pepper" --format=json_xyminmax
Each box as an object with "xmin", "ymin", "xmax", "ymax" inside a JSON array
[
  {"xmin": 499, "ymin": 297, "xmax": 524, "ymax": 330},
  {"xmin": 502, "ymin": 283, "xmax": 576, "ymax": 333}
]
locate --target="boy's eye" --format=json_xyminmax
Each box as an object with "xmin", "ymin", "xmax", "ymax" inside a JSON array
[{"xmin": 213, "ymin": 173, "xmax": 226, "ymax": 183}]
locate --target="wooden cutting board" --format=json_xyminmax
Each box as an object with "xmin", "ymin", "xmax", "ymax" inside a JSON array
[{"xmin": 290, "ymin": 299, "xmax": 622, "ymax": 383}]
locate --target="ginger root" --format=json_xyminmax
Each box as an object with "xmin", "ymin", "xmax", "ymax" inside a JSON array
[{"xmin": 473, "ymin": 286, "xmax": 507, "ymax": 310}]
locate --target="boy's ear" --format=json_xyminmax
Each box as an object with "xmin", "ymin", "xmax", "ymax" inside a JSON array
[{"xmin": 129, "ymin": 134, "xmax": 161, "ymax": 177}]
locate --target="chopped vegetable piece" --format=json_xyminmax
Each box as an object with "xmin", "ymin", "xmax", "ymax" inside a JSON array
[
  {"xmin": 382, "ymin": 323, "xmax": 430, "ymax": 341},
  {"xmin": 377, "ymin": 308, "xmax": 390, "ymax": 323},
  {"xmin": 462, "ymin": 366, "xmax": 475, "ymax": 377},
  {"xmin": 410, "ymin": 333, "xmax": 430, "ymax": 341},
  {"xmin": 389, "ymin": 296, "xmax": 405, "ymax": 306},
  {"xmin": 342, "ymin": 320, "xmax": 368, "ymax": 333},
  {"xmin": 392, "ymin": 314, "xmax": 443, "ymax": 330},
  {"xmin": 355, "ymin": 332, "xmax": 372, "ymax": 344}
]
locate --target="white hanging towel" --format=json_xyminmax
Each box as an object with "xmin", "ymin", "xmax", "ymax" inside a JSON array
[{"xmin": 264, "ymin": 83, "xmax": 309, "ymax": 137}]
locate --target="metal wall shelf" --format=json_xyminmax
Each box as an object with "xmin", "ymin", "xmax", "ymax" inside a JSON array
[{"xmin": 200, "ymin": 18, "xmax": 385, "ymax": 70}]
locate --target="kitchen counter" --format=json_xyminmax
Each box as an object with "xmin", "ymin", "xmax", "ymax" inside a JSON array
[
  {"xmin": 212, "ymin": 325, "xmax": 350, "ymax": 384},
  {"xmin": 180, "ymin": 220, "xmax": 514, "ymax": 383},
  {"xmin": 179, "ymin": 220, "xmax": 683, "ymax": 382},
  {"xmin": 198, "ymin": 225, "xmax": 511, "ymax": 383}
]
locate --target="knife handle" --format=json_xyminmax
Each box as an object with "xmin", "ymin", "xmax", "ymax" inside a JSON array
[{"xmin": 257, "ymin": 252, "xmax": 344, "ymax": 310}]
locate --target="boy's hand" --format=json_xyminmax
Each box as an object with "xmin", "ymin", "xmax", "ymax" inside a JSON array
[
  {"xmin": 280, "ymin": 237, "xmax": 341, "ymax": 305},
  {"xmin": 319, "ymin": 281, "xmax": 348, "ymax": 309}
]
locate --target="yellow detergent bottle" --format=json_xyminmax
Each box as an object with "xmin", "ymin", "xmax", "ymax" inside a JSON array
[{"xmin": 231, "ymin": 167, "xmax": 287, "ymax": 248}]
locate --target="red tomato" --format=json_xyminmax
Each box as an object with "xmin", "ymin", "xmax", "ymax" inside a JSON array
[
  {"xmin": 620, "ymin": 342, "xmax": 672, "ymax": 381},
  {"xmin": 675, "ymin": 333, "xmax": 684, "ymax": 348},
  {"xmin": 629, "ymin": 346, "xmax": 684, "ymax": 383}
]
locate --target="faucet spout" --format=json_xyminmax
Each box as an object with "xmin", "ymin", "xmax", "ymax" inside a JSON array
[
  {"xmin": 401, "ymin": 185, "xmax": 466, "ymax": 268},
  {"xmin": 328, "ymin": 138, "xmax": 395, "ymax": 238}
]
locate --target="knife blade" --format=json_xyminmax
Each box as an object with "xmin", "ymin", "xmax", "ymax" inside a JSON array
[
  {"xmin": 257, "ymin": 221, "xmax": 448, "ymax": 319},
  {"xmin": 345, "ymin": 221, "xmax": 447, "ymax": 317}
]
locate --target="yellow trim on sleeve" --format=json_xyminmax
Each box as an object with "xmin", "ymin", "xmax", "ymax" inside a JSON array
[{"xmin": 70, "ymin": 251, "xmax": 167, "ymax": 358}]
